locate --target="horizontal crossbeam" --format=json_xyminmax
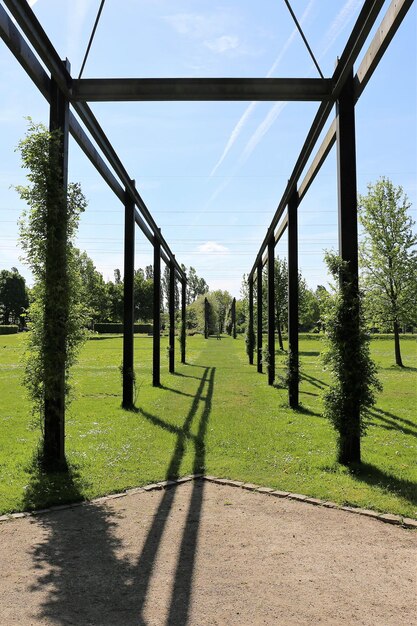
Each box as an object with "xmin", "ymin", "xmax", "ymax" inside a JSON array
[{"xmin": 72, "ymin": 78, "xmax": 333, "ymax": 102}]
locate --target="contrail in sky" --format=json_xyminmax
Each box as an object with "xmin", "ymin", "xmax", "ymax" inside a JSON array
[{"xmin": 209, "ymin": 0, "xmax": 316, "ymax": 178}]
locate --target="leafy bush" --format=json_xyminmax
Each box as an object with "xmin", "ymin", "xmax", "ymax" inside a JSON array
[
  {"xmin": 0, "ymin": 325, "xmax": 18, "ymax": 335},
  {"xmin": 321, "ymin": 253, "xmax": 382, "ymax": 464}
]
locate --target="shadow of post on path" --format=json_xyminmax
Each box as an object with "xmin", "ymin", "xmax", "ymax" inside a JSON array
[{"xmin": 23, "ymin": 364, "xmax": 215, "ymax": 626}]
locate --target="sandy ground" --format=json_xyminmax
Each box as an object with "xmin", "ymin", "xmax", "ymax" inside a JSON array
[{"xmin": 1, "ymin": 480, "xmax": 416, "ymax": 626}]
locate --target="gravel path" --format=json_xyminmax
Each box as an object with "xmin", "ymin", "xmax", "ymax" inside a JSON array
[{"xmin": 1, "ymin": 480, "xmax": 416, "ymax": 626}]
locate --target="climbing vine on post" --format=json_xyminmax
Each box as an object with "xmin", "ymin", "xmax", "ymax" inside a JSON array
[
  {"xmin": 321, "ymin": 252, "xmax": 381, "ymax": 465},
  {"xmin": 16, "ymin": 120, "xmax": 87, "ymax": 470}
]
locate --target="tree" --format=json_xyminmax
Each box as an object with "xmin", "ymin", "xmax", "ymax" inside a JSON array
[
  {"xmin": 134, "ymin": 269, "xmax": 153, "ymax": 321},
  {"xmin": 186, "ymin": 266, "xmax": 209, "ymax": 304},
  {"xmin": 0, "ymin": 268, "xmax": 28, "ymax": 325},
  {"xmin": 74, "ymin": 250, "xmax": 109, "ymax": 325},
  {"xmin": 358, "ymin": 178, "xmax": 417, "ymax": 366}
]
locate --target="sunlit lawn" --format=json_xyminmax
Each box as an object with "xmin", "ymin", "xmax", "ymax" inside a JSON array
[{"xmin": 0, "ymin": 332, "xmax": 416, "ymax": 517}]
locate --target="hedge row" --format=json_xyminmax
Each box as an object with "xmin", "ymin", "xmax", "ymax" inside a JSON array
[
  {"xmin": 93, "ymin": 323, "xmax": 153, "ymax": 334},
  {"xmin": 0, "ymin": 325, "xmax": 19, "ymax": 335}
]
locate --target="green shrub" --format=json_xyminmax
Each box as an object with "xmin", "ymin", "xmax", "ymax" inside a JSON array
[{"xmin": 0, "ymin": 325, "xmax": 19, "ymax": 335}]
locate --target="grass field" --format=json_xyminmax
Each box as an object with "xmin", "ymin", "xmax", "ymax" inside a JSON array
[{"xmin": 0, "ymin": 332, "xmax": 416, "ymax": 517}]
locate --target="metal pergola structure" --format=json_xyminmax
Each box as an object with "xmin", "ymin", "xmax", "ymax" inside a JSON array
[
  {"xmin": 0, "ymin": 0, "xmax": 413, "ymax": 465},
  {"xmin": 244, "ymin": 0, "xmax": 413, "ymax": 462}
]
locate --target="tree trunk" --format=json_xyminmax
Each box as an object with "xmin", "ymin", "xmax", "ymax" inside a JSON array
[{"xmin": 393, "ymin": 320, "xmax": 404, "ymax": 367}]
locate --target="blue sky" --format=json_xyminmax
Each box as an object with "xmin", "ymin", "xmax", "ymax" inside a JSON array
[{"xmin": 0, "ymin": 0, "xmax": 416, "ymax": 298}]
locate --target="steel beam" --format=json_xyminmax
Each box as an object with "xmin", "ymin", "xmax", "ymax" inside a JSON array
[
  {"xmin": 169, "ymin": 260, "xmax": 175, "ymax": 373},
  {"xmin": 153, "ymin": 240, "xmax": 161, "ymax": 386},
  {"xmin": 287, "ymin": 191, "xmax": 299, "ymax": 409},
  {"xmin": 122, "ymin": 185, "xmax": 135, "ymax": 408},
  {"xmin": 2, "ymin": 0, "xmax": 186, "ymax": 283},
  {"xmin": 267, "ymin": 238, "xmax": 275, "ymax": 386},
  {"xmin": 248, "ymin": 277, "xmax": 254, "ymax": 365},
  {"xmin": 256, "ymin": 262, "xmax": 263, "ymax": 373},
  {"xmin": 73, "ymin": 77, "xmax": 333, "ymax": 102},
  {"xmin": 261, "ymin": 215, "xmax": 288, "ymax": 267},
  {"xmin": 249, "ymin": 0, "xmax": 386, "ymax": 281}
]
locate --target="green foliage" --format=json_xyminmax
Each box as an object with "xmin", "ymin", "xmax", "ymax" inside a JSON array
[
  {"xmin": 0, "ymin": 268, "xmax": 29, "ymax": 325},
  {"xmin": 358, "ymin": 177, "xmax": 417, "ymax": 364},
  {"xmin": 15, "ymin": 119, "xmax": 88, "ymax": 422},
  {"xmin": 321, "ymin": 253, "xmax": 382, "ymax": 460},
  {"xmin": 0, "ymin": 325, "xmax": 19, "ymax": 335}
]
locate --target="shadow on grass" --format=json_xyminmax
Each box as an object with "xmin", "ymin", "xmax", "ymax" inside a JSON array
[
  {"xmin": 300, "ymin": 372, "xmax": 328, "ymax": 389},
  {"xmin": 299, "ymin": 351, "xmax": 320, "ymax": 357},
  {"xmin": 23, "ymin": 365, "xmax": 215, "ymax": 625},
  {"xmin": 349, "ymin": 462, "xmax": 417, "ymax": 507}
]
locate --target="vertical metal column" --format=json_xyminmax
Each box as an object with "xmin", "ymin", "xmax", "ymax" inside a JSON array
[
  {"xmin": 231, "ymin": 297, "xmax": 237, "ymax": 339},
  {"xmin": 43, "ymin": 58, "xmax": 70, "ymax": 469},
  {"xmin": 267, "ymin": 237, "xmax": 275, "ymax": 385},
  {"xmin": 336, "ymin": 67, "xmax": 360, "ymax": 464},
  {"xmin": 257, "ymin": 262, "xmax": 263, "ymax": 373},
  {"xmin": 248, "ymin": 277, "xmax": 254, "ymax": 364},
  {"xmin": 169, "ymin": 260, "xmax": 175, "ymax": 373},
  {"xmin": 288, "ymin": 192, "xmax": 299, "ymax": 408},
  {"xmin": 181, "ymin": 279, "xmax": 186, "ymax": 364},
  {"xmin": 153, "ymin": 239, "xmax": 161, "ymax": 386},
  {"xmin": 122, "ymin": 182, "xmax": 135, "ymax": 408},
  {"xmin": 204, "ymin": 297, "xmax": 209, "ymax": 339}
]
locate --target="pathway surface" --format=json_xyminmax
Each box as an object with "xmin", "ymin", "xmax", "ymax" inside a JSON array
[{"xmin": 1, "ymin": 480, "xmax": 416, "ymax": 625}]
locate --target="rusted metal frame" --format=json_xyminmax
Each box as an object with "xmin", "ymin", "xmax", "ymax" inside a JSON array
[
  {"xmin": 72, "ymin": 77, "xmax": 333, "ymax": 102},
  {"xmin": 153, "ymin": 240, "xmax": 161, "ymax": 387},
  {"xmin": 256, "ymin": 262, "xmax": 263, "ymax": 374},
  {"xmin": 122, "ymin": 184, "xmax": 136, "ymax": 408},
  {"xmin": 169, "ymin": 260, "xmax": 175, "ymax": 373},
  {"xmin": 267, "ymin": 237, "xmax": 275, "ymax": 386},
  {"xmin": 249, "ymin": 0, "xmax": 386, "ymax": 281},
  {"xmin": 287, "ymin": 190, "xmax": 299, "ymax": 408},
  {"xmin": 2, "ymin": 0, "xmax": 186, "ymax": 283}
]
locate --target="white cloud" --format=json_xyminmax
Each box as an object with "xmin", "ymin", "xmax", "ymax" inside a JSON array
[
  {"xmin": 204, "ymin": 35, "xmax": 239, "ymax": 54},
  {"xmin": 318, "ymin": 0, "xmax": 362, "ymax": 60},
  {"xmin": 239, "ymin": 102, "xmax": 287, "ymax": 165},
  {"xmin": 209, "ymin": 0, "xmax": 316, "ymax": 178},
  {"xmin": 28, "ymin": 0, "xmax": 38, "ymax": 6},
  {"xmin": 198, "ymin": 241, "xmax": 229, "ymax": 254}
]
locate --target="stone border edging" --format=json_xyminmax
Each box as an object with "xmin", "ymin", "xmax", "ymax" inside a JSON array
[{"xmin": 1, "ymin": 474, "xmax": 416, "ymax": 529}]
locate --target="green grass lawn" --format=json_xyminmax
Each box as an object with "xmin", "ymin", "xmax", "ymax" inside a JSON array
[{"xmin": 0, "ymin": 332, "xmax": 416, "ymax": 517}]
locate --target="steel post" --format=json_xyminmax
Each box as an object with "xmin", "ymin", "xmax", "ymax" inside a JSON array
[
  {"xmin": 181, "ymin": 279, "xmax": 186, "ymax": 364},
  {"xmin": 153, "ymin": 239, "xmax": 161, "ymax": 386},
  {"xmin": 257, "ymin": 262, "xmax": 263, "ymax": 373},
  {"xmin": 122, "ymin": 183, "xmax": 135, "ymax": 408},
  {"xmin": 336, "ymin": 67, "xmax": 360, "ymax": 464},
  {"xmin": 248, "ymin": 277, "xmax": 254, "ymax": 365},
  {"xmin": 42, "ymin": 59, "xmax": 70, "ymax": 470},
  {"xmin": 267, "ymin": 238, "xmax": 275, "ymax": 385},
  {"xmin": 169, "ymin": 260, "xmax": 175, "ymax": 373},
  {"xmin": 288, "ymin": 192, "xmax": 299, "ymax": 408}
]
